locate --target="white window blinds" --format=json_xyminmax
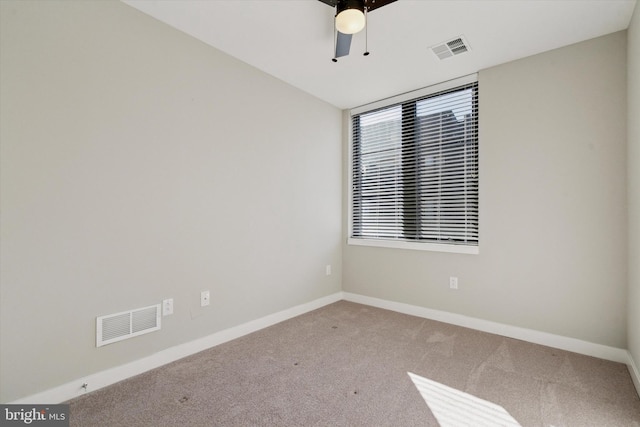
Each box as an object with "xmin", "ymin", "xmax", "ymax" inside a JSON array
[{"xmin": 351, "ymin": 80, "xmax": 479, "ymax": 247}]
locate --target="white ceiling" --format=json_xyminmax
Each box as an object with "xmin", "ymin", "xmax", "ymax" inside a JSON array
[{"xmin": 122, "ymin": 0, "xmax": 637, "ymax": 110}]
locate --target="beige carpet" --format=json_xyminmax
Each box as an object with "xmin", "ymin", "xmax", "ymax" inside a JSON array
[{"xmin": 68, "ymin": 301, "xmax": 640, "ymax": 426}]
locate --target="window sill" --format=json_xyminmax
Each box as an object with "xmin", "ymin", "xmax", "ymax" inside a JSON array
[{"xmin": 347, "ymin": 237, "xmax": 479, "ymax": 255}]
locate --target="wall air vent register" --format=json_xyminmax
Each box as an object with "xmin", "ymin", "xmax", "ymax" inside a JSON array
[{"xmin": 96, "ymin": 304, "xmax": 161, "ymax": 347}]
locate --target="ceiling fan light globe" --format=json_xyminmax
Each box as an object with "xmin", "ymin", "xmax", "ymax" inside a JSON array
[{"xmin": 335, "ymin": 9, "xmax": 365, "ymax": 34}]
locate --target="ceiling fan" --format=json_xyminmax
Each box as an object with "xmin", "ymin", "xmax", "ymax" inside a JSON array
[{"xmin": 318, "ymin": 0, "xmax": 397, "ymax": 61}]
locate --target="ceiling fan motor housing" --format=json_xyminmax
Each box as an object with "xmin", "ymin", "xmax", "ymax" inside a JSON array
[
  {"xmin": 337, "ymin": 0, "xmax": 365, "ymax": 14},
  {"xmin": 321, "ymin": 0, "xmax": 396, "ymax": 60}
]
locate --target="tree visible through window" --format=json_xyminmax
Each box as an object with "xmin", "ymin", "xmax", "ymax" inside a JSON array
[{"xmin": 351, "ymin": 81, "xmax": 478, "ymax": 248}]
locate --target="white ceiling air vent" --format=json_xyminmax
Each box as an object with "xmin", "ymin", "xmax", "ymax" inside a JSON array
[
  {"xmin": 431, "ymin": 36, "xmax": 470, "ymax": 60},
  {"xmin": 96, "ymin": 304, "xmax": 161, "ymax": 347}
]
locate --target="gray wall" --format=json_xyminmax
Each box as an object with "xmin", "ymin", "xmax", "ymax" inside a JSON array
[
  {"xmin": 628, "ymin": 3, "xmax": 640, "ymax": 373},
  {"xmin": 343, "ymin": 31, "xmax": 629, "ymax": 349},
  {"xmin": 0, "ymin": 1, "xmax": 342, "ymax": 402}
]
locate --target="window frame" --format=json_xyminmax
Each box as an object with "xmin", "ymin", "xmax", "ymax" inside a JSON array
[{"xmin": 347, "ymin": 74, "xmax": 479, "ymax": 254}]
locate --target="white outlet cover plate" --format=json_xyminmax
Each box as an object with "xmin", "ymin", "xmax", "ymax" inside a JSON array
[
  {"xmin": 162, "ymin": 299, "xmax": 174, "ymax": 316},
  {"xmin": 201, "ymin": 291, "xmax": 210, "ymax": 307}
]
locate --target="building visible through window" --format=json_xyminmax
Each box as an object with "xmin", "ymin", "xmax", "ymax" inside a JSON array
[{"xmin": 351, "ymin": 79, "xmax": 478, "ymax": 251}]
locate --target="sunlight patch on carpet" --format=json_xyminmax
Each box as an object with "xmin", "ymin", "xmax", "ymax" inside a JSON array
[{"xmin": 408, "ymin": 372, "xmax": 521, "ymax": 427}]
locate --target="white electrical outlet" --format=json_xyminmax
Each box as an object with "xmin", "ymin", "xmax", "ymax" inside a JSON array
[
  {"xmin": 449, "ymin": 277, "xmax": 459, "ymax": 290},
  {"xmin": 162, "ymin": 298, "xmax": 174, "ymax": 316},
  {"xmin": 201, "ymin": 291, "xmax": 210, "ymax": 307},
  {"xmin": 326, "ymin": 265, "xmax": 332, "ymax": 276}
]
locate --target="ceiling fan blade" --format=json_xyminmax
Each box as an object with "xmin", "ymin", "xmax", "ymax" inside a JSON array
[
  {"xmin": 365, "ymin": 0, "xmax": 397, "ymax": 12},
  {"xmin": 318, "ymin": 0, "xmax": 338, "ymax": 7},
  {"xmin": 335, "ymin": 31, "xmax": 352, "ymax": 58}
]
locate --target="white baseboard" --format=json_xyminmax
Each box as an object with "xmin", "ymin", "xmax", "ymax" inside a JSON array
[
  {"xmin": 11, "ymin": 291, "xmax": 635, "ymax": 404},
  {"xmin": 343, "ymin": 292, "xmax": 629, "ymax": 364},
  {"xmin": 628, "ymin": 351, "xmax": 640, "ymax": 397},
  {"xmin": 9, "ymin": 292, "xmax": 344, "ymax": 404}
]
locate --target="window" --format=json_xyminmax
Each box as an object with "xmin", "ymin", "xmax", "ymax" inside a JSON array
[{"xmin": 349, "ymin": 75, "xmax": 479, "ymax": 253}]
